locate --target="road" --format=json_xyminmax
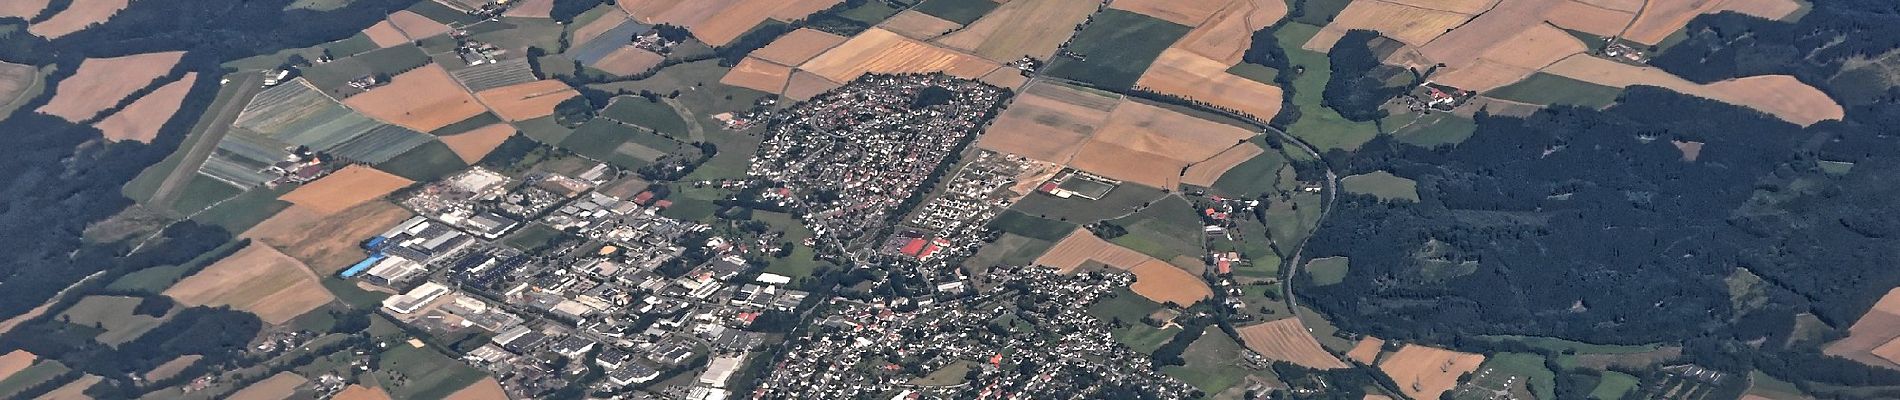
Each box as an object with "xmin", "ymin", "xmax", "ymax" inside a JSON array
[{"xmin": 147, "ymin": 71, "xmax": 264, "ymax": 212}]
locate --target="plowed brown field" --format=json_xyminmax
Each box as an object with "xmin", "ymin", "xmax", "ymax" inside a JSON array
[
  {"xmin": 880, "ymin": 10, "xmax": 962, "ymax": 40},
  {"xmin": 782, "ymin": 70, "xmax": 844, "ymax": 100},
  {"xmin": 1306, "ymin": 0, "xmax": 1472, "ymax": 50},
  {"xmin": 389, "ymin": 10, "xmax": 451, "ymax": 40},
  {"xmin": 975, "ymin": 81, "xmax": 1118, "ymax": 163},
  {"xmin": 363, "ymin": 20, "xmax": 411, "ymax": 48},
  {"xmin": 38, "ymin": 51, "xmax": 185, "ymax": 122},
  {"xmin": 441, "ymin": 124, "xmax": 518, "ymax": 163},
  {"xmin": 1378, "ymin": 345, "xmax": 1485, "ymax": 400},
  {"xmin": 593, "ymin": 46, "xmax": 666, "ymax": 76},
  {"xmin": 1826, "ymin": 287, "xmax": 1900, "ymax": 369},
  {"xmin": 1236, "ymin": 318, "xmax": 1351, "ymax": 369},
  {"xmin": 345, "ymin": 65, "xmax": 487, "ymax": 132},
  {"xmin": 28, "ymin": 0, "xmax": 128, "ymax": 38},
  {"xmin": 1136, "ymin": 48, "xmax": 1284, "ymax": 120},
  {"xmin": 476, "ymin": 79, "xmax": 580, "ymax": 121},
  {"xmin": 720, "ymin": 58, "xmax": 794, "ymax": 94},
  {"xmin": 1347, "ymin": 336, "xmax": 1385, "ymax": 364},
  {"xmin": 752, "ymin": 28, "xmax": 850, "ymax": 66},
  {"xmin": 280, "ymin": 165, "xmax": 414, "ymax": 215}
]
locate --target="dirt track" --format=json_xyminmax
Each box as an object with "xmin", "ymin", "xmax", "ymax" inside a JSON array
[{"xmin": 148, "ymin": 72, "xmax": 264, "ymax": 213}]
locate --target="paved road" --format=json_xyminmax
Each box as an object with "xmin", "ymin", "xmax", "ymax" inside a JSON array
[{"xmin": 148, "ymin": 71, "xmax": 264, "ymax": 213}]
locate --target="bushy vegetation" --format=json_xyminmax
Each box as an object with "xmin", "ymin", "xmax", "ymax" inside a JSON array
[{"xmin": 1321, "ymin": 30, "xmax": 1407, "ymax": 122}]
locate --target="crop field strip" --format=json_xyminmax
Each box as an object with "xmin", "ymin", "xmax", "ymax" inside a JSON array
[
  {"xmin": 451, "ymin": 58, "xmax": 539, "ymax": 92},
  {"xmin": 202, "ymin": 79, "xmax": 431, "ymax": 188}
]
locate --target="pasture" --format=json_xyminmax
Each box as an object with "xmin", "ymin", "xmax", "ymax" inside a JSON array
[
  {"xmin": 378, "ymin": 140, "xmax": 471, "ymax": 182},
  {"xmin": 1161, "ymin": 328, "xmax": 1252, "ymax": 395},
  {"xmin": 1264, "ymin": 192, "xmax": 1322, "ymax": 248},
  {"xmin": 1340, "ymin": 171, "xmax": 1419, "ymax": 202},
  {"xmin": 1209, "ymin": 140, "xmax": 1287, "ymax": 197},
  {"xmin": 1592, "ymin": 371, "xmax": 1642, "ymax": 400},
  {"xmin": 0, "ymin": 62, "xmax": 45, "ymax": 118},
  {"xmin": 559, "ymin": 118, "xmax": 695, "ymax": 170},
  {"xmin": 1272, "ymin": 23, "xmax": 1378, "ymax": 151},
  {"xmin": 601, "ymin": 96, "xmax": 692, "ymax": 136},
  {"xmin": 964, "ymin": 233, "xmax": 1055, "ymax": 270},
  {"xmin": 375, "ymin": 345, "xmax": 490, "ymax": 400},
  {"xmin": 1105, "ymin": 196, "xmax": 1206, "ymax": 266},
  {"xmin": 1042, "ymin": 10, "xmax": 1193, "ymax": 90},
  {"xmin": 911, "ymin": 0, "xmax": 998, "ymax": 25},
  {"xmin": 1088, "ymin": 288, "xmax": 1182, "ymax": 353},
  {"xmin": 58, "ymin": 295, "xmax": 168, "ymax": 346},
  {"xmin": 1235, "ymin": 317, "xmax": 1350, "ymax": 369},
  {"xmin": 987, "ymin": 210, "xmax": 1077, "ymax": 241},
  {"xmin": 1485, "ymin": 72, "xmax": 1624, "ymax": 108},
  {"xmin": 1010, "ymin": 181, "xmax": 1167, "ymax": 223},
  {"xmin": 1386, "ymin": 112, "xmax": 1477, "ymax": 147},
  {"xmin": 1305, "ymin": 257, "xmax": 1348, "ymax": 286}
]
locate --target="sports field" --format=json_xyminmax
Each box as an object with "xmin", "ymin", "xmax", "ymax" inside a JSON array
[{"xmin": 1043, "ymin": 10, "xmax": 1193, "ymax": 91}]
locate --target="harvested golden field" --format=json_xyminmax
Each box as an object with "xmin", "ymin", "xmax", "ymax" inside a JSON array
[
  {"xmin": 1416, "ymin": 0, "xmax": 1560, "ymax": 63},
  {"xmin": 769, "ymin": 0, "xmax": 845, "ymax": 21},
  {"xmin": 720, "ymin": 57, "xmax": 794, "ymax": 94},
  {"xmin": 1173, "ymin": 0, "xmax": 1288, "ymax": 64},
  {"xmin": 1127, "ymin": 259, "xmax": 1212, "ymax": 305},
  {"xmin": 145, "ymin": 355, "xmax": 201, "ymax": 381},
  {"xmin": 670, "ymin": 0, "xmax": 843, "ymax": 46},
  {"xmin": 164, "ymin": 243, "xmax": 333, "ymax": 325},
  {"xmin": 975, "ymin": 81, "xmax": 1118, "ymax": 163},
  {"xmin": 1347, "ymin": 337, "xmax": 1385, "ymax": 364},
  {"xmin": 0, "ymin": 350, "xmax": 35, "ymax": 381},
  {"xmin": 802, "ymin": 28, "xmax": 1001, "ymax": 83},
  {"xmin": 28, "ymin": 0, "xmax": 129, "ymax": 38},
  {"xmin": 1236, "ymin": 318, "xmax": 1351, "ymax": 370},
  {"xmin": 334, "ymin": 385, "xmax": 394, "ymax": 400},
  {"xmin": 37, "ymin": 374, "xmax": 100, "ymax": 400},
  {"xmin": 1542, "ymin": 55, "xmax": 1843, "ymax": 126},
  {"xmin": 1034, "ymin": 229, "xmax": 1157, "ymax": 273},
  {"xmin": 880, "ymin": 10, "xmax": 962, "ymax": 41},
  {"xmin": 39, "ymin": 51, "xmax": 185, "ymax": 122},
  {"xmin": 389, "ymin": 10, "xmax": 451, "ymax": 40},
  {"xmin": 226, "ymin": 372, "xmax": 307, "ymax": 400},
  {"xmin": 1382, "ymin": 0, "xmax": 1501, "ymax": 14},
  {"xmin": 752, "ymin": 28, "xmax": 850, "ymax": 66},
  {"xmin": 1073, "ymin": 100, "xmax": 1255, "ymax": 188},
  {"xmin": 345, "ymin": 65, "xmax": 486, "ymax": 132},
  {"xmin": 1825, "ymin": 287, "xmax": 1900, "ymax": 369},
  {"xmin": 0, "ymin": 0, "xmax": 47, "ymax": 18},
  {"xmin": 1306, "ymin": 0, "xmax": 1473, "ymax": 50},
  {"xmin": 95, "ymin": 73, "xmax": 197, "ymax": 143},
  {"xmin": 503, "ymin": 0, "xmax": 554, "ymax": 18},
  {"xmin": 931, "ymin": 0, "xmax": 1100, "ymax": 62},
  {"xmin": 616, "ymin": 0, "xmax": 688, "ymax": 23},
  {"xmin": 444, "ymin": 377, "xmax": 508, "ymax": 400},
  {"xmin": 245, "ymin": 202, "xmax": 416, "ymax": 273},
  {"xmin": 593, "ymin": 46, "xmax": 666, "ymax": 76},
  {"xmin": 573, "ymin": 11, "xmax": 634, "ymax": 45},
  {"xmin": 1378, "ymin": 345, "xmax": 1486, "ymax": 400},
  {"xmin": 1109, "ymin": 0, "xmax": 1228, "ymax": 26},
  {"xmin": 475, "ymin": 79, "xmax": 580, "ymax": 121},
  {"xmin": 363, "ymin": 21, "xmax": 411, "ymax": 48},
  {"xmin": 1545, "ymin": 0, "xmax": 1636, "ymax": 37},
  {"xmin": 1430, "ymin": 23, "xmax": 1587, "ymax": 91},
  {"xmin": 1182, "ymin": 142, "xmax": 1264, "ymax": 187},
  {"xmin": 782, "ymin": 70, "xmax": 844, "ymax": 101},
  {"xmin": 1136, "ymin": 48, "xmax": 1284, "ymax": 120},
  {"xmin": 280, "ymin": 165, "xmax": 414, "ymax": 215},
  {"xmin": 1067, "ymin": 140, "xmax": 1187, "ymax": 190},
  {"xmin": 977, "ymin": 66, "xmax": 1029, "ymax": 89},
  {"xmin": 1623, "ymin": 0, "xmax": 1801, "ymax": 45},
  {"xmin": 1575, "ymin": 0, "xmax": 1644, "ymax": 12},
  {"xmin": 441, "ymin": 124, "xmax": 517, "ymax": 163}
]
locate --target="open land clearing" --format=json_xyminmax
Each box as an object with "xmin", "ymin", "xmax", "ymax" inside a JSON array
[
  {"xmin": 1181, "ymin": 142, "xmax": 1266, "ymax": 187},
  {"xmin": 880, "ymin": 10, "xmax": 961, "ymax": 41},
  {"xmin": 1235, "ymin": 317, "xmax": 1351, "ymax": 370},
  {"xmin": 1825, "ymin": 287, "xmax": 1900, "ymax": 369},
  {"xmin": 335, "ymin": 385, "xmax": 395, "ymax": 400},
  {"xmin": 931, "ymin": 0, "xmax": 1100, "ymax": 63},
  {"xmin": 0, "ymin": 351, "xmax": 34, "ymax": 381},
  {"xmin": 1347, "ymin": 336, "xmax": 1386, "ymax": 364},
  {"xmin": 440, "ymin": 124, "xmax": 518, "ymax": 163},
  {"xmin": 1543, "ymin": 55, "xmax": 1842, "ymax": 126},
  {"xmin": 165, "ymin": 243, "xmax": 334, "ymax": 324},
  {"xmin": 444, "ymin": 377, "xmax": 509, "ymax": 400},
  {"xmin": 1110, "ymin": 0, "xmax": 1228, "ymax": 26},
  {"xmin": 800, "ymin": 28, "xmax": 1001, "ymax": 84},
  {"xmin": 388, "ymin": 10, "xmax": 452, "ymax": 41},
  {"xmin": 279, "ymin": 165, "xmax": 414, "ymax": 215},
  {"xmin": 27, "ymin": 0, "xmax": 129, "ymax": 38},
  {"xmin": 227, "ymin": 371, "xmax": 308, "ymax": 400},
  {"xmin": 0, "ymin": 61, "xmax": 43, "ymax": 118},
  {"xmin": 1034, "ymin": 229, "xmax": 1213, "ymax": 305},
  {"xmin": 58, "ymin": 295, "xmax": 168, "ymax": 346},
  {"xmin": 245, "ymin": 202, "xmax": 416, "ymax": 273},
  {"xmin": 344, "ymin": 65, "xmax": 488, "ymax": 132},
  {"xmin": 36, "ymin": 374, "xmax": 101, "ymax": 400},
  {"xmin": 363, "ymin": 21, "xmax": 411, "ymax": 48},
  {"xmin": 1340, "ymin": 171, "xmax": 1419, "ymax": 202},
  {"xmin": 1379, "ymin": 344, "xmax": 1486, "ymax": 400},
  {"xmin": 0, "ymin": 0, "xmax": 46, "ymax": 18},
  {"xmin": 475, "ymin": 79, "xmax": 580, "ymax": 121},
  {"xmin": 145, "ymin": 355, "xmax": 202, "ymax": 381},
  {"xmin": 95, "ymin": 73, "xmax": 198, "ymax": 143},
  {"xmin": 38, "ymin": 51, "xmax": 185, "ymax": 122}
]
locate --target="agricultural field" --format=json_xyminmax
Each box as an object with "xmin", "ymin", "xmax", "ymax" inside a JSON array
[
  {"xmin": 799, "ymin": 28, "xmax": 1001, "ymax": 84},
  {"xmin": 1593, "ymin": 371, "xmax": 1643, "ymax": 400},
  {"xmin": 1378, "ymin": 344, "xmax": 1486, "ymax": 400},
  {"xmin": 211, "ymin": 78, "xmax": 432, "ymax": 187},
  {"xmin": 226, "ymin": 371, "xmax": 308, "ymax": 400},
  {"xmin": 432, "ymin": 112, "xmax": 504, "ymax": 136},
  {"xmin": 300, "ymin": 45, "xmax": 433, "ymax": 95},
  {"xmin": 440, "ymin": 124, "xmax": 519, "ymax": 163},
  {"xmin": 344, "ymin": 65, "xmax": 486, "ymax": 132},
  {"xmin": 1340, "ymin": 171, "xmax": 1419, "ymax": 202},
  {"xmin": 614, "ymin": 0, "xmax": 844, "ymax": 47},
  {"xmin": 244, "ymin": 201, "xmax": 416, "ymax": 273},
  {"xmin": 374, "ymin": 138, "xmax": 471, "ymax": 182},
  {"xmin": 911, "ymin": 0, "xmax": 998, "ymax": 25},
  {"xmin": 976, "ymin": 81, "xmax": 1120, "ymax": 164},
  {"xmin": 1043, "ymin": 10, "xmax": 1193, "ymax": 90},
  {"xmin": 1161, "ymin": 328, "xmax": 1254, "ymax": 395},
  {"xmin": 0, "ymin": 350, "xmax": 33, "ymax": 381},
  {"xmin": 373, "ymin": 345, "xmax": 490, "ymax": 400},
  {"xmin": 164, "ymin": 243, "xmax": 335, "ymax": 324},
  {"xmin": 558, "ymin": 118, "xmax": 695, "ymax": 169},
  {"xmin": 95, "ymin": 73, "xmax": 199, "ymax": 143},
  {"xmin": 451, "ymin": 59, "xmax": 539, "ymax": 93},
  {"xmin": 931, "ymin": 0, "xmax": 1099, "ymax": 63},
  {"xmin": 1458, "ymin": 352, "xmax": 1556, "ymax": 400},
  {"xmin": 600, "ymin": 96, "xmax": 691, "ymax": 135},
  {"xmin": 879, "ymin": 10, "xmax": 961, "ymax": 40},
  {"xmin": 1034, "ymin": 229, "xmax": 1213, "ymax": 305},
  {"xmin": 445, "ymin": 377, "xmax": 509, "ymax": 400},
  {"xmin": 1010, "ymin": 180, "xmax": 1168, "ymax": 224},
  {"xmin": 1485, "ymin": 72, "xmax": 1625, "ymax": 108},
  {"xmin": 38, "ymin": 51, "xmax": 185, "ymax": 122},
  {"xmin": 1133, "ymin": 0, "xmax": 1289, "ymax": 120},
  {"xmin": 38, "ymin": 374, "xmax": 102, "ymax": 399},
  {"xmin": 1234, "ymin": 317, "xmax": 1351, "ymax": 369},
  {"xmin": 333, "ymin": 385, "xmax": 394, "ymax": 400},
  {"xmin": 58, "ymin": 295, "xmax": 169, "ymax": 346},
  {"xmin": 593, "ymin": 59, "xmax": 774, "ymax": 170},
  {"xmin": 475, "ymin": 79, "xmax": 580, "ymax": 122},
  {"xmin": 0, "ymin": 360, "xmax": 67, "ymax": 399},
  {"xmin": 1209, "ymin": 141, "xmax": 1288, "ymax": 198},
  {"xmin": 145, "ymin": 355, "xmax": 203, "ymax": 381},
  {"xmin": 1346, "ymin": 337, "xmax": 1385, "ymax": 364},
  {"xmin": 1264, "ymin": 192, "xmax": 1322, "ymax": 249},
  {"xmin": 987, "ymin": 210, "xmax": 1077, "ymax": 242},
  {"xmin": 0, "ymin": 61, "xmax": 45, "ymax": 118},
  {"xmin": 1104, "ymin": 196, "xmax": 1205, "ymax": 266},
  {"xmin": 1541, "ymin": 55, "xmax": 1841, "ymax": 126},
  {"xmin": 1272, "ymin": 24, "xmax": 1379, "ymax": 151},
  {"xmin": 0, "ymin": 0, "xmax": 46, "ymax": 18},
  {"xmin": 279, "ymin": 165, "xmax": 413, "ymax": 215},
  {"xmin": 964, "ymin": 233, "xmax": 1056, "ymax": 271},
  {"xmin": 1181, "ymin": 142, "xmax": 1266, "ymax": 187},
  {"xmin": 1384, "ymin": 112, "xmax": 1478, "ymax": 147},
  {"xmin": 27, "ymin": 0, "xmax": 129, "ymax": 38},
  {"xmin": 1825, "ymin": 287, "xmax": 1900, "ymax": 368},
  {"xmin": 1305, "ymin": 257, "xmax": 1349, "ymax": 286}
]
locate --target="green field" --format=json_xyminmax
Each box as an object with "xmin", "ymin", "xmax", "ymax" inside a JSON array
[
  {"xmin": 601, "ymin": 97, "xmax": 691, "ymax": 136},
  {"xmin": 660, "ymin": 185, "xmax": 724, "ymax": 222},
  {"xmin": 1044, "ymin": 10, "xmax": 1193, "ymax": 90},
  {"xmin": 1819, "ymin": 160, "xmax": 1855, "ymax": 175},
  {"xmin": 754, "ymin": 211, "xmax": 831, "ymax": 280},
  {"xmin": 165, "ymin": 177, "xmax": 244, "ymax": 217},
  {"xmin": 430, "ymin": 112, "xmax": 504, "ymax": 136},
  {"xmin": 285, "ymin": 0, "xmax": 353, "ymax": 11},
  {"xmin": 964, "ymin": 233, "xmax": 1055, "ymax": 269},
  {"xmin": 0, "ymin": 65, "xmax": 48, "ymax": 118},
  {"xmin": 1210, "ymin": 141, "xmax": 1287, "ymax": 198},
  {"xmin": 1210, "ymin": 218, "xmax": 1279, "ymax": 278},
  {"xmin": 1088, "ymin": 288, "xmax": 1181, "ymax": 353},
  {"xmin": 1273, "ymin": 23, "xmax": 1380, "ymax": 151},
  {"xmin": 1228, "ymin": 63, "xmax": 1279, "ymax": 86},
  {"xmin": 59, "ymin": 295, "xmax": 169, "ymax": 346},
  {"xmin": 375, "ymin": 345, "xmax": 489, "ymax": 400},
  {"xmin": 1386, "ymin": 112, "xmax": 1477, "ymax": 147},
  {"xmin": 559, "ymin": 118, "xmax": 696, "ymax": 169},
  {"xmin": 910, "ymin": 360, "xmax": 979, "ymax": 386},
  {"xmin": 0, "ymin": 361, "xmax": 69, "ymax": 398},
  {"xmin": 836, "ymin": 1, "xmax": 903, "ymax": 25},
  {"xmin": 1161, "ymin": 328, "xmax": 1252, "ymax": 395},
  {"xmin": 123, "ymin": 71, "xmax": 264, "ymax": 207},
  {"xmin": 406, "ymin": 0, "xmax": 485, "ymax": 25},
  {"xmin": 1340, "ymin": 171, "xmax": 1419, "ymax": 202},
  {"xmin": 1306, "ymin": 257, "xmax": 1348, "ymax": 286},
  {"xmin": 1292, "ymin": 0, "xmax": 1357, "ymax": 25},
  {"xmin": 377, "ymin": 140, "xmax": 469, "ymax": 182},
  {"xmin": 516, "ymin": 115, "xmax": 575, "ymax": 144},
  {"xmin": 1475, "ymin": 335, "xmax": 1663, "ymax": 354},
  {"xmin": 1485, "ymin": 73, "xmax": 1624, "ymax": 108},
  {"xmin": 591, "ymin": 59, "xmax": 773, "ymax": 178},
  {"xmin": 1264, "ymin": 192, "xmax": 1321, "ymax": 246},
  {"xmin": 190, "ymin": 185, "xmax": 293, "ymax": 233},
  {"xmin": 1106, "ymin": 196, "xmax": 1205, "ymax": 263},
  {"xmin": 987, "ymin": 210, "xmax": 1077, "ymax": 241},
  {"xmin": 107, "ymin": 240, "xmax": 247, "ymax": 293},
  {"xmin": 301, "ymin": 45, "xmax": 432, "ymax": 92},
  {"xmin": 501, "ymin": 223, "xmax": 567, "ymax": 251},
  {"xmin": 327, "ymin": 34, "xmax": 381, "ymax": 58},
  {"xmin": 1592, "ymin": 371, "xmax": 1642, "ymax": 400},
  {"xmin": 1010, "ymin": 182, "xmax": 1168, "ymax": 224},
  {"xmin": 912, "ymin": 0, "xmax": 1000, "ymax": 25},
  {"xmin": 1480, "ymin": 353, "xmax": 1557, "ymax": 400}
]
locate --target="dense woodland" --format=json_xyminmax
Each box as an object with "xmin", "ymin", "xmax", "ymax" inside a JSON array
[
  {"xmin": 1322, "ymin": 30, "xmax": 1407, "ymax": 121},
  {"xmin": 1297, "ymin": 0, "xmax": 1900, "ymax": 391}
]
